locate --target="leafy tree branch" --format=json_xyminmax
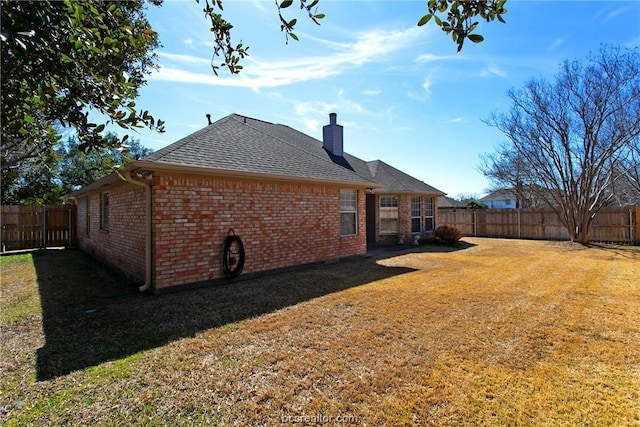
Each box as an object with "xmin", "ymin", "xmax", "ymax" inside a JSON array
[{"xmin": 1, "ymin": 0, "xmax": 164, "ymax": 171}]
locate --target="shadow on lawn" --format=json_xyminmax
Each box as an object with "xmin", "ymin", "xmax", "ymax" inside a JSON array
[
  {"xmin": 368, "ymin": 240, "xmax": 477, "ymax": 256},
  {"xmin": 587, "ymin": 242, "xmax": 640, "ymax": 260},
  {"xmin": 32, "ymin": 246, "xmax": 452, "ymax": 380}
]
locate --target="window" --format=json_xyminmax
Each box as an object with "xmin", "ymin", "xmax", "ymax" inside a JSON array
[
  {"xmin": 380, "ymin": 196, "xmax": 398, "ymax": 234},
  {"xmin": 101, "ymin": 192, "xmax": 110, "ymax": 230},
  {"xmin": 424, "ymin": 196, "xmax": 434, "ymax": 231},
  {"xmin": 340, "ymin": 189, "xmax": 357, "ymax": 236},
  {"xmin": 411, "ymin": 196, "xmax": 422, "ymax": 233}
]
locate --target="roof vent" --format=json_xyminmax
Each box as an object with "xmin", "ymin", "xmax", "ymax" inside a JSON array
[{"xmin": 206, "ymin": 113, "xmax": 212, "ymax": 125}]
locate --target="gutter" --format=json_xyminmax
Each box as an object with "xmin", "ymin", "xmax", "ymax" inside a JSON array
[
  {"xmin": 125, "ymin": 169, "xmax": 153, "ymax": 292},
  {"xmin": 130, "ymin": 160, "xmax": 382, "ymax": 190}
]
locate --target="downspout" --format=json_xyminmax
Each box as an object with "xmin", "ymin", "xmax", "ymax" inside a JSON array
[{"xmin": 125, "ymin": 170, "xmax": 153, "ymax": 292}]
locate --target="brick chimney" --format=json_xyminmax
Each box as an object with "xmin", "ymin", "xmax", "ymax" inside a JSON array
[{"xmin": 322, "ymin": 113, "xmax": 343, "ymax": 157}]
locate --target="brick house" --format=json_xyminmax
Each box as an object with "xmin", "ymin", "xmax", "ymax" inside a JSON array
[{"xmin": 68, "ymin": 113, "xmax": 444, "ymax": 293}]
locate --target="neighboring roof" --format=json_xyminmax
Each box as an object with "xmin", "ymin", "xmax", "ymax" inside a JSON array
[
  {"xmin": 438, "ymin": 196, "xmax": 465, "ymax": 208},
  {"xmin": 480, "ymin": 189, "xmax": 516, "ymax": 201}
]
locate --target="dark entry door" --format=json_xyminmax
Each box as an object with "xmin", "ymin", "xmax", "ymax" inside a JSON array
[{"xmin": 366, "ymin": 193, "xmax": 376, "ymax": 247}]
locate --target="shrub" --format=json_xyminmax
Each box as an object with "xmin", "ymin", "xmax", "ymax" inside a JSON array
[
  {"xmin": 417, "ymin": 233, "xmax": 436, "ymax": 245},
  {"xmin": 434, "ymin": 225, "xmax": 462, "ymax": 244},
  {"xmin": 466, "ymin": 200, "xmax": 488, "ymax": 209}
]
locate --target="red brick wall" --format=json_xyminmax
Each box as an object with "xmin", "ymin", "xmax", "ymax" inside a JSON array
[
  {"xmin": 152, "ymin": 173, "xmax": 367, "ymax": 290},
  {"xmin": 398, "ymin": 195, "xmax": 412, "ymax": 242},
  {"xmin": 75, "ymin": 184, "xmax": 146, "ymax": 281}
]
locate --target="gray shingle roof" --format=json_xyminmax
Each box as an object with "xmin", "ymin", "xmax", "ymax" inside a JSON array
[
  {"xmin": 142, "ymin": 113, "xmax": 444, "ymax": 194},
  {"xmin": 344, "ymin": 156, "xmax": 444, "ymax": 194},
  {"xmin": 480, "ymin": 189, "xmax": 515, "ymax": 201},
  {"xmin": 143, "ymin": 114, "xmax": 372, "ymax": 185},
  {"xmin": 438, "ymin": 196, "xmax": 466, "ymax": 208}
]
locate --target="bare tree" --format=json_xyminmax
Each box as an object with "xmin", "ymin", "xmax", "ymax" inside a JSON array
[
  {"xmin": 608, "ymin": 147, "xmax": 640, "ymax": 206},
  {"xmin": 484, "ymin": 45, "xmax": 640, "ymax": 244},
  {"xmin": 479, "ymin": 144, "xmax": 535, "ymax": 208}
]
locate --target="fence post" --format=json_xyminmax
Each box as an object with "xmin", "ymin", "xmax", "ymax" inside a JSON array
[
  {"xmin": 473, "ymin": 209, "xmax": 477, "ymax": 237},
  {"xmin": 68, "ymin": 208, "xmax": 72, "ymax": 247},
  {"xmin": 42, "ymin": 207, "xmax": 47, "ymax": 249}
]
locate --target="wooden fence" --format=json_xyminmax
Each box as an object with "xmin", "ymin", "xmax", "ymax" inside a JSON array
[
  {"xmin": 1, "ymin": 205, "xmax": 77, "ymax": 251},
  {"xmin": 438, "ymin": 206, "xmax": 639, "ymax": 244}
]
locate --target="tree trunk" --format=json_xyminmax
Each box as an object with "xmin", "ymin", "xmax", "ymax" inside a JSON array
[{"xmin": 574, "ymin": 211, "xmax": 593, "ymax": 245}]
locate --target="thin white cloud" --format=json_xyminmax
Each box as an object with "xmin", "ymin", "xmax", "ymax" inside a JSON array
[
  {"xmin": 625, "ymin": 34, "xmax": 640, "ymax": 48},
  {"xmin": 346, "ymin": 27, "xmax": 424, "ymax": 65},
  {"xmin": 157, "ymin": 52, "xmax": 210, "ymax": 65},
  {"xmin": 249, "ymin": 0, "xmax": 268, "ymax": 12},
  {"xmin": 421, "ymin": 76, "xmax": 432, "ymax": 95},
  {"xmin": 480, "ymin": 64, "xmax": 506, "ymax": 78},
  {"xmin": 416, "ymin": 53, "xmax": 457, "ymax": 63},
  {"xmin": 546, "ymin": 37, "xmax": 566, "ymax": 52},
  {"xmin": 407, "ymin": 73, "xmax": 434, "ymax": 102},
  {"xmin": 150, "ymin": 26, "xmax": 428, "ymax": 90},
  {"xmin": 293, "ymin": 103, "xmax": 324, "ymax": 131},
  {"xmin": 184, "ymin": 38, "xmax": 194, "ymax": 48},
  {"xmin": 287, "ymin": 86, "xmax": 391, "ymax": 133},
  {"xmin": 293, "ymin": 98, "xmax": 373, "ymax": 132},
  {"xmin": 406, "ymin": 91, "xmax": 425, "ymax": 103},
  {"xmin": 362, "ymin": 89, "xmax": 381, "ymax": 96},
  {"xmin": 605, "ymin": 5, "xmax": 635, "ymax": 22},
  {"xmin": 448, "ymin": 117, "xmax": 466, "ymax": 123}
]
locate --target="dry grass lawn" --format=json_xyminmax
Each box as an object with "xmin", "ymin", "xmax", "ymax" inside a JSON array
[{"xmin": 1, "ymin": 238, "xmax": 639, "ymax": 426}]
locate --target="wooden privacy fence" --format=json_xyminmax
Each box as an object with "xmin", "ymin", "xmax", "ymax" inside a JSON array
[
  {"xmin": 1, "ymin": 205, "xmax": 76, "ymax": 251},
  {"xmin": 439, "ymin": 206, "xmax": 639, "ymax": 244}
]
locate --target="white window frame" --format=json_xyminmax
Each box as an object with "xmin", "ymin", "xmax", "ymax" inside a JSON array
[
  {"xmin": 424, "ymin": 196, "xmax": 434, "ymax": 232},
  {"xmin": 411, "ymin": 196, "xmax": 422, "ymax": 233},
  {"xmin": 380, "ymin": 195, "xmax": 399, "ymax": 234},
  {"xmin": 101, "ymin": 192, "xmax": 110, "ymax": 230},
  {"xmin": 340, "ymin": 189, "xmax": 357, "ymax": 236}
]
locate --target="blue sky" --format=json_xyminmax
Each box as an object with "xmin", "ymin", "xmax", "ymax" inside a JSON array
[{"xmin": 127, "ymin": 0, "xmax": 640, "ymax": 198}]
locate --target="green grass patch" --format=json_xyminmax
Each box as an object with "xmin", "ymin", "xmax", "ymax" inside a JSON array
[
  {"xmin": 0, "ymin": 290, "xmax": 41, "ymax": 324},
  {"xmin": 0, "ymin": 253, "xmax": 33, "ymax": 268},
  {"xmin": 0, "ymin": 252, "xmax": 41, "ymax": 324},
  {"xmin": 85, "ymin": 353, "xmax": 141, "ymax": 384}
]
